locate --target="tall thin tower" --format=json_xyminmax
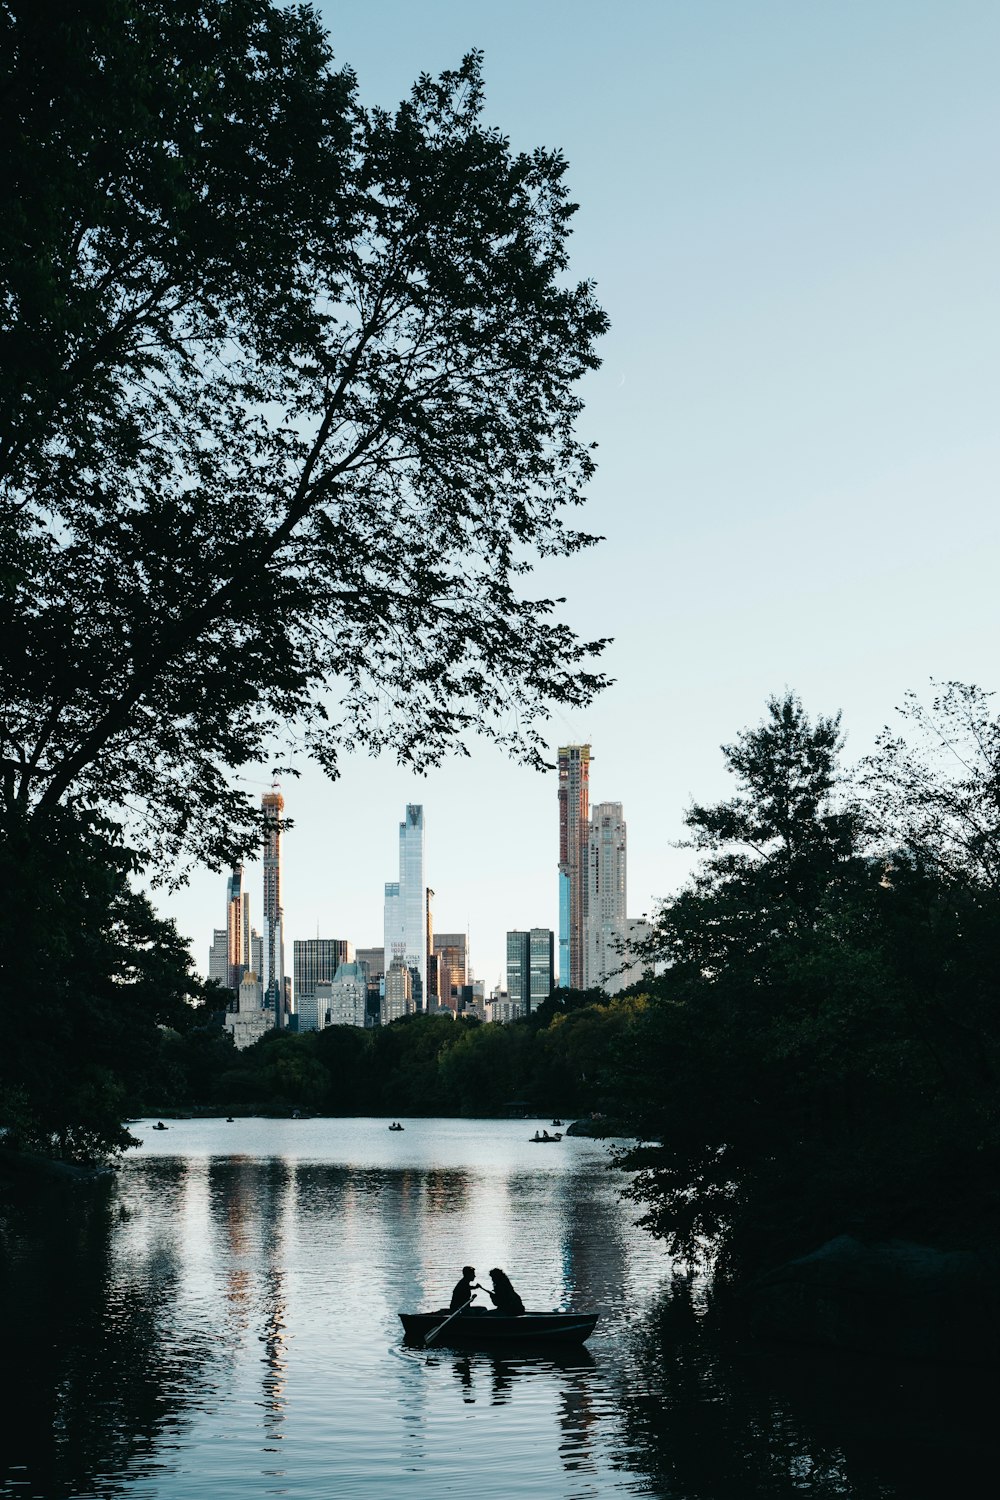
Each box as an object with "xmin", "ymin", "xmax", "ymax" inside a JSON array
[
  {"xmin": 586, "ymin": 801, "xmax": 627, "ymax": 991},
  {"xmin": 226, "ymin": 865, "xmax": 250, "ymax": 993},
  {"xmin": 261, "ymin": 786, "xmax": 285, "ymax": 1027},
  {"xmin": 384, "ymin": 804, "xmax": 427, "ymax": 1012},
  {"xmin": 558, "ymin": 744, "xmax": 591, "ymax": 990}
]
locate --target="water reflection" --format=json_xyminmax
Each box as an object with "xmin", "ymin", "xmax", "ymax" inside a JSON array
[
  {"xmin": 0, "ymin": 1168, "xmax": 214, "ymax": 1500},
  {"xmin": 616, "ymin": 1278, "xmax": 1000, "ymax": 1499},
  {"xmin": 3, "ymin": 1127, "xmax": 998, "ymax": 1500}
]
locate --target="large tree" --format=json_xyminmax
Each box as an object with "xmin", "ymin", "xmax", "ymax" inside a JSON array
[
  {"xmin": 1, "ymin": 0, "xmax": 609, "ymax": 869},
  {"xmin": 615, "ymin": 693, "xmax": 1000, "ymax": 1276},
  {"xmin": 863, "ymin": 680, "xmax": 1000, "ymax": 891}
]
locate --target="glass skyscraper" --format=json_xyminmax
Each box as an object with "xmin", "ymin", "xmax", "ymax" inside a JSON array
[{"xmin": 383, "ymin": 804, "xmax": 426, "ymax": 1011}]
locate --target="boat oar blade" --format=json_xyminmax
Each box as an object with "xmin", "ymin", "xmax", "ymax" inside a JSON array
[{"xmin": 423, "ymin": 1297, "xmax": 474, "ymax": 1347}]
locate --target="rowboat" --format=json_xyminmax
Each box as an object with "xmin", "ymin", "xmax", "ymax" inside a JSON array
[{"xmin": 399, "ymin": 1310, "xmax": 598, "ymax": 1345}]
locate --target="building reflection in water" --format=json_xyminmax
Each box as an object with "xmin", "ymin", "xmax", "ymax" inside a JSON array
[
  {"xmin": 205, "ymin": 1157, "xmax": 293, "ymax": 1462},
  {"xmin": 0, "ymin": 1160, "xmax": 217, "ymax": 1500}
]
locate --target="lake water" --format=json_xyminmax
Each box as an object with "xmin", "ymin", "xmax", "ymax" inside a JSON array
[{"xmin": 1, "ymin": 1117, "xmax": 997, "ymax": 1499}]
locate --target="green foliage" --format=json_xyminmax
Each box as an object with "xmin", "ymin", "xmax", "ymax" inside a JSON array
[
  {"xmin": 614, "ymin": 690, "xmax": 1000, "ymax": 1278},
  {"xmin": 148, "ymin": 1000, "xmax": 644, "ymax": 1121},
  {"xmin": 1, "ymin": 0, "xmax": 608, "ymax": 872},
  {"xmin": 0, "ymin": 806, "xmax": 212, "ymax": 1161}
]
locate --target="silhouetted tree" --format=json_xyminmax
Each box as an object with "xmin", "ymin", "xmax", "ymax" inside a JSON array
[
  {"xmin": 615, "ymin": 692, "xmax": 1000, "ymax": 1276},
  {"xmin": 1, "ymin": 1, "xmax": 608, "ymax": 872}
]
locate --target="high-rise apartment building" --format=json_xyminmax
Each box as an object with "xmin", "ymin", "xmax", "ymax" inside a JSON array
[
  {"xmin": 383, "ymin": 804, "xmax": 427, "ymax": 1010},
  {"xmin": 261, "ymin": 787, "xmax": 285, "ymax": 1027},
  {"xmin": 324, "ymin": 961, "xmax": 367, "ymax": 1027},
  {"xmin": 558, "ymin": 744, "xmax": 591, "ymax": 990},
  {"xmin": 225, "ymin": 972, "xmax": 269, "ymax": 1049},
  {"xmin": 226, "ymin": 866, "xmax": 250, "ymax": 993},
  {"xmin": 382, "ymin": 957, "xmax": 413, "ymax": 1024},
  {"xmin": 617, "ymin": 917, "xmax": 651, "ymax": 992},
  {"xmin": 294, "ymin": 938, "xmax": 352, "ymax": 1031},
  {"xmin": 586, "ymin": 801, "xmax": 628, "ymax": 992},
  {"xmin": 425, "ymin": 887, "xmax": 437, "ymax": 1008}
]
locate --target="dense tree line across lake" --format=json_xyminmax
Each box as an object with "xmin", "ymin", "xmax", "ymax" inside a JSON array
[
  {"xmin": 145, "ymin": 991, "xmax": 645, "ymax": 1122},
  {"xmin": 4, "ymin": 684, "xmax": 1000, "ymax": 1290}
]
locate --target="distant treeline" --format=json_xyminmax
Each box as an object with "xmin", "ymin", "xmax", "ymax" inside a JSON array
[
  {"xmin": 6, "ymin": 684, "xmax": 1000, "ymax": 1294},
  {"xmin": 148, "ymin": 991, "xmax": 645, "ymax": 1121}
]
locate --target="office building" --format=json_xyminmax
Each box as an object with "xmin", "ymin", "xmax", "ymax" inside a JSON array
[
  {"xmin": 586, "ymin": 801, "xmax": 628, "ymax": 992},
  {"xmin": 507, "ymin": 928, "xmax": 555, "ymax": 1015},
  {"xmin": 208, "ymin": 928, "xmax": 229, "ymax": 988},
  {"xmin": 558, "ymin": 744, "xmax": 591, "ymax": 989},
  {"xmin": 261, "ymin": 787, "xmax": 285, "ymax": 1027},
  {"xmin": 294, "ymin": 938, "xmax": 352, "ymax": 1031},
  {"xmin": 383, "ymin": 804, "xmax": 427, "ymax": 1010},
  {"xmin": 506, "ymin": 931, "xmax": 530, "ymax": 1013},
  {"xmin": 529, "ymin": 927, "xmax": 555, "ymax": 1010}
]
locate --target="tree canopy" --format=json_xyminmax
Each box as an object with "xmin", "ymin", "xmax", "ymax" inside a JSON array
[
  {"xmin": 1, "ymin": 0, "xmax": 609, "ymax": 869},
  {"xmin": 615, "ymin": 689, "xmax": 1000, "ymax": 1277}
]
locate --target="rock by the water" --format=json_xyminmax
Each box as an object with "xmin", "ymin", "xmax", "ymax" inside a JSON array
[{"xmin": 749, "ymin": 1234, "xmax": 1000, "ymax": 1366}]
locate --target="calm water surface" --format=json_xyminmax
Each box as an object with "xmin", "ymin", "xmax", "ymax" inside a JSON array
[{"xmin": 1, "ymin": 1117, "xmax": 997, "ymax": 1499}]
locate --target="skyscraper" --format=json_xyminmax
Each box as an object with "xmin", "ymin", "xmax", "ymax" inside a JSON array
[
  {"xmin": 294, "ymin": 938, "xmax": 352, "ymax": 1031},
  {"xmin": 425, "ymin": 887, "xmax": 437, "ymax": 1009},
  {"xmin": 226, "ymin": 865, "xmax": 250, "ymax": 993},
  {"xmin": 383, "ymin": 804, "xmax": 427, "ymax": 1011},
  {"xmin": 506, "ymin": 930, "xmax": 530, "ymax": 1014},
  {"xmin": 261, "ymin": 786, "xmax": 285, "ymax": 1027},
  {"xmin": 383, "ymin": 957, "xmax": 413, "ymax": 1024},
  {"xmin": 529, "ymin": 927, "xmax": 555, "ymax": 1010},
  {"xmin": 585, "ymin": 801, "xmax": 628, "ymax": 992},
  {"xmin": 507, "ymin": 928, "xmax": 555, "ymax": 1015},
  {"xmin": 558, "ymin": 744, "xmax": 591, "ymax": 989},
  {"xmin": 208, "ymin": 927, "xmax": 229, "ymax": 988}
]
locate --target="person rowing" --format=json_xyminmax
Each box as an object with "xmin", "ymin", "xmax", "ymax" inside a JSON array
[{"xmin": 449, "ymin": 1264, "xmax": 478, "ymax": 1313}]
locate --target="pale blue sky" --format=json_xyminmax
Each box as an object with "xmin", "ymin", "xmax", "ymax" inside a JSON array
[{"xmin": 164, "ymin": 1, "xmax": 1000, "ymax": 991}]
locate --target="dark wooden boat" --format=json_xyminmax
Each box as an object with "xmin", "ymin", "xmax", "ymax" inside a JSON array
[{"xmin": 399, "ymin": 1310, "xmax": 598, "ymax": 1345}]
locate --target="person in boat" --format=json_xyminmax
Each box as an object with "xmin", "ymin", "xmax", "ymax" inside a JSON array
[
  {"xmin": 483, "ymin": 1267, "xmax": 525, "ymax": 1316},
  {"xmin": 449, "ymin": 1265, "xmax": 477, "ymax": 1313}
]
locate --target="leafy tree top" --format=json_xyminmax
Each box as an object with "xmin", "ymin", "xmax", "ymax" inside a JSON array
[{"xmin": 1, "ymin": 1, "xmax": 609, "ymax": 870}]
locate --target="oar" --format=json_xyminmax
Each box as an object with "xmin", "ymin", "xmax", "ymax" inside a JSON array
[{"xmin": 423, "ymin": 1296, "xmax": 475, "ymax": 1348}]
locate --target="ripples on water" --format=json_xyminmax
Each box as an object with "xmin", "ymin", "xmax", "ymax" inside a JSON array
[{"xmin": 1, "ymin": 1117, "xmax": 997, "ymax": 1498}]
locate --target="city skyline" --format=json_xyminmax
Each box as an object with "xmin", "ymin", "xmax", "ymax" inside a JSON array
[
  {"xmin": 157, "ymin": 0, "xmax": 999, "ymax": 994},
  {"xmin": 207, "ymin": 751, "xmax": 648, "ymax": 1028}
]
